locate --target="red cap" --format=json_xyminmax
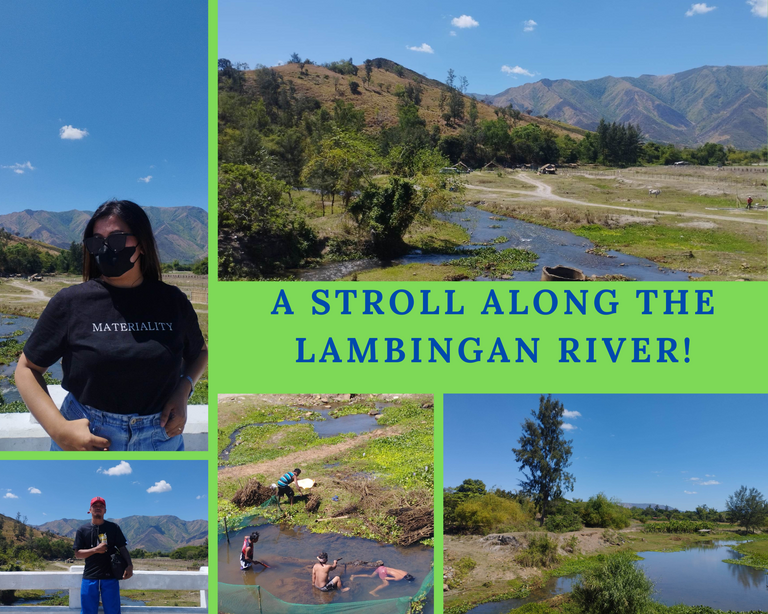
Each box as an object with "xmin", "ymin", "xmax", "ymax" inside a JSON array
[{"xmin": 90, "ymin": 497, "xmax": 106, "ymax": 507}]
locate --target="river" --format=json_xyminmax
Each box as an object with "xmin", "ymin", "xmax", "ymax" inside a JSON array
[{"xmin": 297, "ymin": 206, "xmax": 693, "ymax": 281}]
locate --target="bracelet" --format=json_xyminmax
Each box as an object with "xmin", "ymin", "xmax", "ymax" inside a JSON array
[{"xmin": 181, "ymin": 375, "xmax": 195, "ymax": 399}]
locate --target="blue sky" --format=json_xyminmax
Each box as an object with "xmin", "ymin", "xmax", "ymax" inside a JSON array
[
  {"xmin": 444, "ymin": 394, "xmax": 768, "ymax": 511},
  {"xmin": 0, "ymin": 1, "xmax": 208, "ymax": 214},
  {"xmin": 0, "ymin": 461, "xmax": 207, "ymax": 526},
  {"xmin": 219, "ymin": 0, "xmax": 767, "ymax": 95}
]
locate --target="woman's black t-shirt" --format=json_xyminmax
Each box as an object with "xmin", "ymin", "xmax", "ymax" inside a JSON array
[{"xmin": 23, "ymin": 279, "xmax": 205, "ymax": 416}]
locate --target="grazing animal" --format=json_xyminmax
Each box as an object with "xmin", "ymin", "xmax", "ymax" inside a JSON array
[{"xmin": 649, "ymin": 189, "xmax": 661, "ymax": 198}]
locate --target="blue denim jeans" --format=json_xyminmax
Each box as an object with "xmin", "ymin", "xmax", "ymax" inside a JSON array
[
  {"xmin": 51, "ymin": 393, "xmax": 184, "ymax": 452},
  {"xmin": 81, "ymin": 578, "xmax": 120, "ymax": 614}
]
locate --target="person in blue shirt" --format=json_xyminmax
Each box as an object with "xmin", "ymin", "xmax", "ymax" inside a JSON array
[{"xmin": 276, "ymin": 468, "xmax": 304, "ymax": 505}]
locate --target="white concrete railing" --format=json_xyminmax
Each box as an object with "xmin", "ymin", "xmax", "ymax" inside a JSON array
[
  {"xmin": 0, "ymin": 566, "xmax": 208, "ymax": 614},
  {"xmin": 0, "ymin": 386, "xmax": 208, "ymax": 451}
]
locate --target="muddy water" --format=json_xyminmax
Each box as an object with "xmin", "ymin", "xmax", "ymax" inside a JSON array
[
  {"xmin": 466, "ymin": 540, "xmax": 767, "ymax": 613},
  {"xmin": 219, "ymin": 524, "xmax": 433, "ymax": 607},
  {"xmin": 296, "ymin": 206, "xmax": 693, "ymax": 281},
  {"xmin": 219, "ymin": 403, "xmax": 390, "ymax": 464},
  {"xmin": 0, "ymin": 314, "xmax": 62, "ymax": 404}
]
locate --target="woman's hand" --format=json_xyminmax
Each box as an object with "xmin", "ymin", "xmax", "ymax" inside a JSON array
[
  {"xmin": 52, "ymin": 418, "xmax": 111, "ymax": 451},
  {"xmin": 160, "ymin": 380, "xmax": 190, "ymax": 438}
]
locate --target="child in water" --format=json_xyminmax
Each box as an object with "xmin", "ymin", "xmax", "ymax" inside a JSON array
[{"xmin": 312, "ymin": 552, "xmax": 350, "ymax": 592}]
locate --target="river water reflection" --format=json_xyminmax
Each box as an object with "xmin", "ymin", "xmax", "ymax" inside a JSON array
[{"xmin": 467, "ymin": 541, "xmax": 767, "ymax": 613}]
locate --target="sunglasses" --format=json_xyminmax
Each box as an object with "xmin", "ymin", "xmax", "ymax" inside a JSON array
[{"xmin": 84, "ymin": 233, "xmax": 135, "ymax": 255}]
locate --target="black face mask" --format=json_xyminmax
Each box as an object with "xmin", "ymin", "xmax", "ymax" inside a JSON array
[{"xmin": 96, "ymin": 246, "xmax": 138, "ymax": 278}]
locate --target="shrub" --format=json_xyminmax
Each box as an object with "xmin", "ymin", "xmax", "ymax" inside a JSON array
[
  {"xmin": 582, "ymin": 493, "xmax": 632, "ymax": 529},
  {"xmin": 642, "ymin": 520, "xmax": 714, "ymax": 534},
  {"xmin": 349, "ymin": 81, "xmax": 360, "ymax": 94},
  {"xmin": 453, "ymin": 494, "xmax": 528, "ymax": 534},
  {"xmin": 545, "ymin": 509, "xmax": 583, "ymax": 533},
  {"xmin": 571, "ymin": 551, "xmax": 654, "ymax": 614},
  {"xmin": 515, "ymin": 533, "xmax": 561, "ymax": 568}
]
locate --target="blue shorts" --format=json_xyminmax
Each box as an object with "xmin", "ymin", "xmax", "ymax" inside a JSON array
[{"xmin": 50, "ymin": 393, "xmax": 184, "ymax": 452}]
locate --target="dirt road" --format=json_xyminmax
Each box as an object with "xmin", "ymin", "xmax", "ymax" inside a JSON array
[
  {"xmin": 466, "ymin": 173, "xmax": 768, "ymax": 226},
  {"xmin": 218, "ymin": 426, "xmax": 402, "ymax": 481},
  {"xmin": 8, "ymin": 281, "xmax": 49, "ymax": 302}
]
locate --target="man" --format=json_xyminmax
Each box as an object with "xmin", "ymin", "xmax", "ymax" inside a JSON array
[
  {"xmin": 276, "ymin": 468, "xmax": 304, "ymax": 505},
  {"xmin": 240, "ymin": 531, "xmax": 268, "ymax": 569},
  {"xmin": 74, "ymin": 497, "xmax": 133, "ymax": 614},
  {"xmin": 312, "ymin": 551, "xmax": 349, "ymax": 593}
]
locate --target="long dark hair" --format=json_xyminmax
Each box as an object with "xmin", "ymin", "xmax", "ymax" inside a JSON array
[{"xmin": 82, "ymin": 200, "xmax": 162, "ymax": 282}]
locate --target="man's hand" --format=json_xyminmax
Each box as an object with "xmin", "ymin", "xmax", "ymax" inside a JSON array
[
  {"xmin": 160, "ymin": 381, "xmax": 190, "ymax": 438},
  {"xmin": 93, "ymin": 542, "xmax": 108, "ymax": 555},
  {"xmin": 123, "ymin": 565, "xmax": 133, "ymax": 580},
  {"xmin": 52, "ymin": 419, "xmax": 110, "ymax": 451}
]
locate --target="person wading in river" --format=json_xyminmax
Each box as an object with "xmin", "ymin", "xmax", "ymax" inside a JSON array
[
  {"xmin": 240, "ymin": 532, "xmax": 269, "ymax": 570},
  {"xmin": 351, "ymin": 564, "xmax": 414, "ymax": 596},
  {"xmin": 312, "ymin": 552, "xmax": 350, "ymax": 593}
]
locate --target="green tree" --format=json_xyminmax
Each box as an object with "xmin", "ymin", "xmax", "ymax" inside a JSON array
[
  {"xmin": 456, "ymin": 479, "xmax": 487, "ymax": 496},
  {"xmin": 364, "ymin": 59, "xmax": 373, "ymax": 85},
  {"xmin": 288, "ymin": 52, "xmax": 301, "ymax": 64},
  {"xmin": 512, "ymin": 395, "xmax": 575, "ymax": 526},
  {"xmin": 348, "ymin": 178, "xmax": 427, "ymax": 257},
  {"xmin": 726, "ymin": 486, "xmax": 768, "ymax": 533},
  {"xmin": 192, "ymin": 257, "xmax": 208, "ymax": 275},
  {"xmin": 218, "ymin": 164, "xmax": 317, "ymax": 278}
]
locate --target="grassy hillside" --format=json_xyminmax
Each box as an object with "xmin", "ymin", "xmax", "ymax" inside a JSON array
[{"xmin": 269, "ymin": 58, "xmax": 586, "ymax": 139}]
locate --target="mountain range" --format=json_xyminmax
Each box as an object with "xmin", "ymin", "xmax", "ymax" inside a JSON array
[
  {"xmin": 0, "ymin": 206, "xmax": 207, "ymax": 264},
  {"xmin": 476, "ymin": 65, "xmax": 767, "ymax": 150},
  {"xmin": 34, "ymin": 515, "xmax": 207, "ymax": 553}
]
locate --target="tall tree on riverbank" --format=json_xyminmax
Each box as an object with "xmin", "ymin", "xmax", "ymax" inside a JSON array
[
  {"xmin": 726, "ymin": 486, "xmax": 768, "ymax": 533},
  {"xmin": 512, "ymin": 395, "xmax": 575, "ymax": 526}
]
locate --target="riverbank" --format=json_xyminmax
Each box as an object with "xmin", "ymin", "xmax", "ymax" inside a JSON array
[
  {"xmin": 444, "ymin": 526, "xmax": 767, "ymax": 613},
  {"xmin": 218, "ymin": 395, "xmax": 433, "ymax": 546}
]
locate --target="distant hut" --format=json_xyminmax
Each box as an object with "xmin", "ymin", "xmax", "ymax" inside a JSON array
[
  {"xmin": 538, "ymin": 164, "xmax": 557, "ymax": 175},
  {"xmin": 451, "ymin": 161, "xmax": 472, "ymax": 174},
  {"xmin": 481, "ymin": 160, "xmax": 504, "ymax": 172}
]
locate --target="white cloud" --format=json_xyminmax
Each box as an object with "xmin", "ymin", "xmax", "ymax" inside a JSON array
[
  {"xmin": 147, "ymin": 480, "xmax": 172, "ymax": 494},
  {"xmin": 407, "ymin": 43, "xmax": 434, "ymax": 54},
  {"xmin": 449, "ymin": 30, "xmax": 457, "ymax": 36},
  {"xmin": 97, "ymin": 461, "xmax": 132, "ymax": 476},
  {"xmin": 747, "ymin": 0, "xmax": 767, "ymax": 17},
  {"xmin": 502, "ymin": 65, "xmax": 535, "ymax": 77},
  {"xmin": 196, "ymin": 495, "xmax": 205, "ymax": 500},
  {"xmin": 563, "ymin": 409, "xmax": 581, "ymax": 419},
  {"xmin": 28, "ymin": 487, "xmax": 42, "ymax": 494},
  {"xmin": 3, "ymin": 161, "xmax": 35, "ymax": 174},
  {"xmin": 705, "ymin": 474, "xmax": 715, "ymax": 477},
  {"xmin": 59, "ymin": 125, "xmax": 89, "ymax": 140},
  {"xmin": 523, "ymin": 19, "xmax": 537, "ymax": 32},
  {"xmin": 4, "ymin": 492, "xmax": 18, "ymax": 499},
  {"xmin": 137, "ymin": 175, "xmax": 152, "ymax": 183},
  {"xmin": 700, "ymin": 480, "xmax": 720, "ymax": 486},
  {"xmin": 451, "ymin": 15, "xmax": 479, "ymax": 28},
  {"xmin": 561, "ymin": 423, "xmax": 577, "ymax": 431},
  {"xmin": 685, "ymin": 3, "xmax": 716, "ymax": 16},
  {"xmin": 684, "ymin": 490, "xmax": 697, "ymax": 494}
]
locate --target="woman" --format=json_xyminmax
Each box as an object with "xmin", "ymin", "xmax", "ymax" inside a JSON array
[
  {"xmin": 15, "ymin": 200, "xmax": 208, "ymax": 451},
  {"xmin": 350, "ymin": 564, "xmax": 414, "ymax": 596}
]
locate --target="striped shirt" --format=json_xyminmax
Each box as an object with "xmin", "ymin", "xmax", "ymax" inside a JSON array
[{"xmin": 277, "ymin": 472, "xmax": 294, "ymax": 488}]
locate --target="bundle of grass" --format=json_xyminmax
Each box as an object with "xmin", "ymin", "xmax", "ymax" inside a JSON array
[
  {"xmin": 305, "ymin": 494, "xmax": 322, "ymax": 513},
  {"xmin": 571, "ymin": 551, "xmax": 654, "ymax": 614},
  {"xmin": 231, "ymin": 479, "xmax": 274, "ymax": 508},
  {"xmin": 515, "ymin": 533, "xmax": 561, "ymax": 568}
]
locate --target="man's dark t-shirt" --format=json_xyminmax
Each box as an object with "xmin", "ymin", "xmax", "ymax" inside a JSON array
[
  {"xmin": 23, "ymin": 279, "xmax": 205, "ymax": 415},
  {"xmin": 73, "ymin": 521, "xmax": 128, "ymax": 580}
]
